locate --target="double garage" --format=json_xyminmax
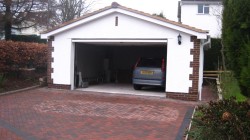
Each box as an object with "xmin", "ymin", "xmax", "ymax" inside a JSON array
[
  {"xmin": 41, "ymin": 2, "xmax": 209, "ymax": 101},
  {"xmin": 74, "ymin": 42, "xmax": 166, "ymax": 86}
]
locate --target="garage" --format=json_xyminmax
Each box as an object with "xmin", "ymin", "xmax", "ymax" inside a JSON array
[
  {"xmin": 74, "ymin": 42, "xmax": 166, "ymax": 88},
  {"xmin": 41, "ymin": 2, "xmax": 209, "ymax": 101}
]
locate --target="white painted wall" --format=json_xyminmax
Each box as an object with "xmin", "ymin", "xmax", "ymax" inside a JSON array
[
  {"xmin": 51, "ymin": 36, "xmax": 72, "ymax": 85},
  {"xmin": 48, "ymin": 11, "xmax": 202, "ymax": 93},
  {"xmin": 181, "ymin": 4, "xmax": 222, "ymax": 38},
  {"xmin": 199, "ymin": 45, "xmax": 204, "ymax": 100},
  {"xmin": 165, "ymin": 34, "xmax": 193, "ymax": 93}
]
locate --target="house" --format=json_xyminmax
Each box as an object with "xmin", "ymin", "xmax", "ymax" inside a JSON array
[
  {"xmin": 41, "ymin": 2, "xmax": 210, "ymax": 101},
  {"xmin": 178, "ymin": 0, "xmax": 223, "ymax": 38}
]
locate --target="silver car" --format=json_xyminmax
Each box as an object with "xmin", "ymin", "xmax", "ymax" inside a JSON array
[{"xmin": 132, "ymin": 57, "xmax": 166, "ymax": 90}]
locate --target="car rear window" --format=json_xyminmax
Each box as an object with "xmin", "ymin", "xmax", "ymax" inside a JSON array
[{"xmin": 137, "ymin": 58, "xmax": 162, "ymax": 68}]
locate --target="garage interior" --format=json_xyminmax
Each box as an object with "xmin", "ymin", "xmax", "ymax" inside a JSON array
[{"xmin": 74, "ymin": 42, "xmax": 167, "ymax": 95}]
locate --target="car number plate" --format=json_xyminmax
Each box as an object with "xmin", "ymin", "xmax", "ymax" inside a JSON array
[{"xmin": 140, "ymin": 70, "xmax": 154, "ymax": 75}]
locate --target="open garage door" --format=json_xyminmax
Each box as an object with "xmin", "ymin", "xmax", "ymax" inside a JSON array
[{"xmin": 73, "ymin": 41, "xmax": 167, "ymax": 89}]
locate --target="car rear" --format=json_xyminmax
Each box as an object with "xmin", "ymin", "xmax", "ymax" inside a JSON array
[{"xmin": 132, "ymin": 58, "xmax": 165, "ymax": 90}]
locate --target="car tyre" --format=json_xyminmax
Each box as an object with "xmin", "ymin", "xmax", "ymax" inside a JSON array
[{"xmin": 133, "ymin": 84, "xmax": 142, "ymax": 90}]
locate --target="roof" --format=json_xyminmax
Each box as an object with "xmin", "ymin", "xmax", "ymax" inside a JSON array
[{"xmin": 42, "ymin": 2, "xmax": 208, "ymax": 35}]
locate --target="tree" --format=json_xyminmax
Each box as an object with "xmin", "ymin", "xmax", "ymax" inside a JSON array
[
  {"xmin": 222, "ymin": 0, "xmax": 250, "ymax": 97},
  {"xmin": 0, "ymin": 0, "xmax": 51, "ymax": 40},
  {"xmin": 152, "ymin": 12, "xmax": 166, "ymax": 19},
  {"xmin": 58, "ymin": 0, "xmax": 92, "ymax": 23}
]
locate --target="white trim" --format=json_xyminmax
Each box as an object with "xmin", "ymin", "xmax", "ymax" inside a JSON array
[
  {"xmin": 41, "ymin": 9, "xmax": 117, "ymax": 39},
  {"xmin": 41, "ymin": 8, "xmax": 208, "ymax": 39},
  {"xmin": 72, "ymin": 39, "xmax": 168, "ymax": 43},
  {"xmin": 70, "ymin": 42, "xmax": 75, "ymax": 90}
]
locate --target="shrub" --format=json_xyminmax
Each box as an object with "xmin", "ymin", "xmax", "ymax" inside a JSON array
[
  {"xmin": 11, "ymin": 35, "xmax": 47, "ymax": 43},
  {"xmin": 0, "ymin": 73, "xmax": 5, "ymax": 88},
  {"xmin": 222, "ymin": 0, "xmax": 250, "ymax": 97},
  {"xmin": 188, "ymin": 97, "xmax": 250, "ymax": 140},
  {"xmin": 0, "ymin": 41, "xmax": 47, "ymax": 73}
]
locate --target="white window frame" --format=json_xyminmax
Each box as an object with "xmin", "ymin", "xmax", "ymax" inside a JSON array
[{"xmin": 198, "ymin": 4, "xmax": 210, "ymax": 14}]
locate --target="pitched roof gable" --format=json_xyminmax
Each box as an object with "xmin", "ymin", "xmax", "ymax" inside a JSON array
[{"xmin": 42, "ymin": 2, "xmax": 208, "ymax": 35}]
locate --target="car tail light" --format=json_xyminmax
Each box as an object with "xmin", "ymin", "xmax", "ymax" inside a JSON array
[
  {"xmin": 134, "ymin": 58, "xmax": 140, "ymax": 69},
  {"xmin": 161, "ymin": 58, "xmax": 165, "ymax": 72},
  {"xmin": 162, "ymin": 58, "xmax": 165, "ymax": 80}
]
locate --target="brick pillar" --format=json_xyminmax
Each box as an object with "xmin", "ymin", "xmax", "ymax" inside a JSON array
[
  {"xmin": 189, "ymin": 36, "xmax": 201, "ymax": 100},
  {"xmin": 47, "ymin": 36, "xmax": 54, "ymax": 88}
]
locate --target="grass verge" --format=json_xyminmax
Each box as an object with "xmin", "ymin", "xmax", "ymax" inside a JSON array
[{"xmin": 220, "ymin": 72, "xmax": 247, "ymax": 102}]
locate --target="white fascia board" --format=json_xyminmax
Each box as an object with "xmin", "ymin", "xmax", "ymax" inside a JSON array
[
  {"xmin": 41, "ymin": 8, "xmax": 208, "ymax": 39},
  {"xmin": 115, "ymin": 9, "xmax": 208, "ymax": 39},
  {"xmin": 41, "ymin": 9, "xmax": 117, "ymax": 39},
  {"xmin": 72, "ymin": 39, "xmax": 168, "ymax": 43}
]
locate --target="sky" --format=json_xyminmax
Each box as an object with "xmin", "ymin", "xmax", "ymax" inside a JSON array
[{"xmin": 89, "ymin": 0, "xmax": 180, "ymax": 21}]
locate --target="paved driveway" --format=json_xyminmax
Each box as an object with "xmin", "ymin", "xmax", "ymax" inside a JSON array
[{"xmin": 0, "ymin": 88, "xmax": 196, "ymax": 140}]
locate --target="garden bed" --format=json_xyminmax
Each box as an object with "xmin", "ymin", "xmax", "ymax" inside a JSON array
[
  {"xmin": 0, "ymin": 71, "xmax": 46, "ymax": 93},
  {"xmin": 0, "ymin": 77, "xmax": 39, "ymax": 93}
]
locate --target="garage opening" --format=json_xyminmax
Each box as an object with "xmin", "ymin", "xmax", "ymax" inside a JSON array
[{"xmin": 74, "ymin": 41, "xmax": 167, "ymax": 94}]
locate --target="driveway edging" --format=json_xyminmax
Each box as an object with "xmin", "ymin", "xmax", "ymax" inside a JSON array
[{"xmin": 0, "ymin": 85, "xmax": 40, "ymax": 96}]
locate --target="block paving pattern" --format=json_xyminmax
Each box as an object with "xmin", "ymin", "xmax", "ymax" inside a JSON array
[
  {"xmin": 34, "ymin": 100, "xmax": 179, "ymax": 122},
  {"xmin": 0, "ymin": 88, "xmax": 196, "ymax": 140}
]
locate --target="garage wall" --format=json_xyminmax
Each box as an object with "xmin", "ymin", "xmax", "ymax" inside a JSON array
[
  {"xmin": 49, "ymin": 11, "xmax": 200, "ymax": 93},
  {"xmin": 75, "ymin": 44, "xmax": 105, "ymax": 80},
  {"xmin": 52, "ymin": 13, "xmax": 179, "ymax": 39},
  {"xmin": 51, "ymin": 37, "xmax": 72, "ymax": 85},
  {"xmin": 165, "ymin": 34, "xmax": 193, "ymax": 93}
]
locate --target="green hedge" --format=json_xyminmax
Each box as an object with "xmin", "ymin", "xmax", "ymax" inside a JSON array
[{"xmin": 11, "ymin": 35, "xmax": 47, "ymax": 43}]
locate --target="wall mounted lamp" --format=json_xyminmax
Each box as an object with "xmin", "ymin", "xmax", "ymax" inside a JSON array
[{"xmin": 178, "ymin": 34, "xmax": 182, "ymax": 45}]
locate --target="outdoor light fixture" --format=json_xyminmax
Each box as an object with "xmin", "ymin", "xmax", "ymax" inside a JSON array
[{"xmin": 178, "ymin": 34, "xmax": 182, "ymax": 45}]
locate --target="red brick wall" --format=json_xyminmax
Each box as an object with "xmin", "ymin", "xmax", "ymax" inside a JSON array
[
  {"xmin": 48, "ymin": 84, "xmax": 71, "ymax": 89},
  {"xmin": 47, "ymin": 36, "xmax": 54, "ymax": 86}
]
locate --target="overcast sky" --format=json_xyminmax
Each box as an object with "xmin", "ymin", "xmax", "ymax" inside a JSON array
[{"xmin": 89, "ymin": 0, "xmax": 180, "ymax": 21}]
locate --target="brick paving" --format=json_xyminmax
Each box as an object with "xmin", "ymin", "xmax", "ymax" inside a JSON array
[
  {"xmin": 0, "ymin": 88, "xmax": 197, "ymax": 140},
  {"xmin": 201, "ymin": 86, "xmax": 218, "ymax": 103}
]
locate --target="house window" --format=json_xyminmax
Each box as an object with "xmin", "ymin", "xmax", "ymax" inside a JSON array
[{"xmin": 198, "ymin": 4, "xmax": 209, "ymax": 14}]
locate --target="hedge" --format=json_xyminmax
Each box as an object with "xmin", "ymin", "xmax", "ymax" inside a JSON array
[
  {"xmin": 0, "ymin": 41, "xmax": 47, "ymax": 73},
  {"xmin": 11, "ymin": 35, "xmax": 47, "ymax": 43}
]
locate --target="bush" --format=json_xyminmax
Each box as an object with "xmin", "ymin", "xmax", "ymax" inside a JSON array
[
  {"xmin": 0, "ymin": 73, "xmax": 5, "ymax": 88},
  {"xmin": 188, "ymin": 98, "xmax": 250, "ymax": 140},
  {"xmin": 0, "ymin": 40, "xmax": 47, "ymax": 73},
  {"xmin": 222, "ymin": 0, "xmax": 250, "ymax": 97}
]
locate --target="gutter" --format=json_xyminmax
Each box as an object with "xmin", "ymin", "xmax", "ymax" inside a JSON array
[{"xmin": 201, "ymin": 35, "xmax": 211, "ymax": 49}]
